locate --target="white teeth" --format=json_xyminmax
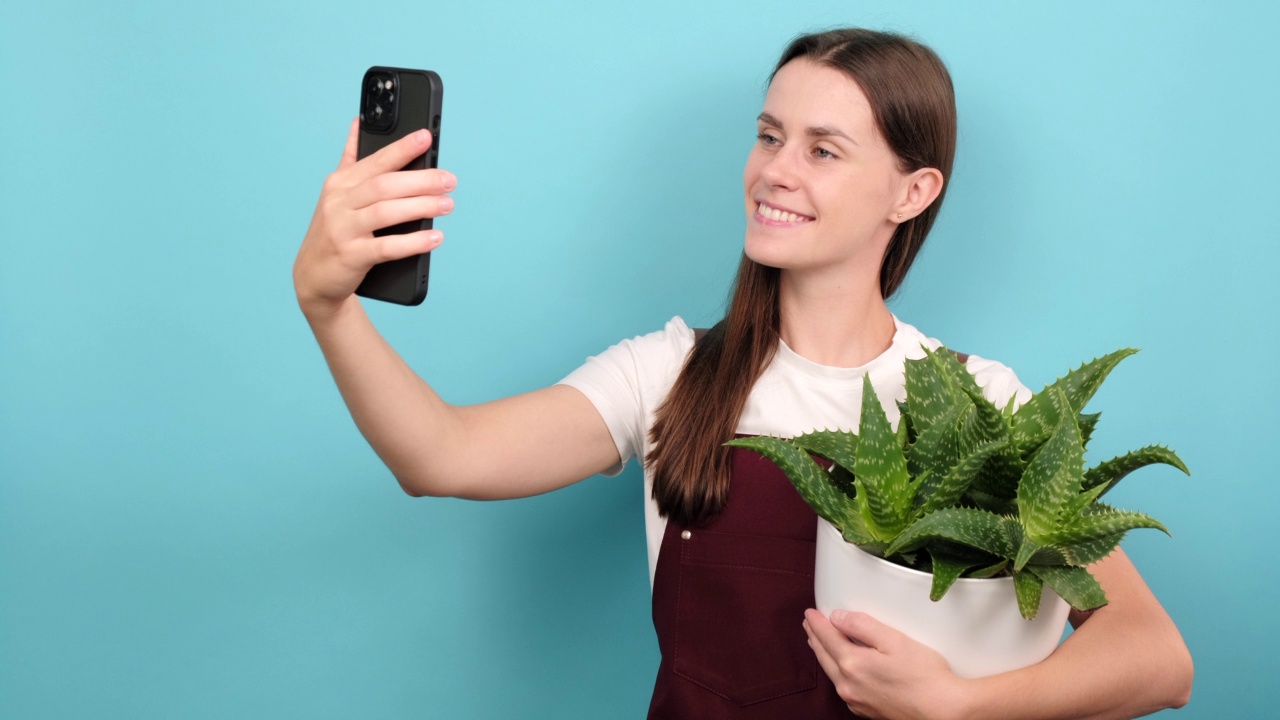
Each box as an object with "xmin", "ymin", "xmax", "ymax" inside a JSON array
[{"xmin": 758, "ymin": 203, "xmax": 808, "ymax": 223}]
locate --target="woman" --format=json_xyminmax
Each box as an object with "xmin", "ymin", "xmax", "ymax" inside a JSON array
[{"xmin": 294, "ymin": 28, "xmax": 1192, "ymax": 719}]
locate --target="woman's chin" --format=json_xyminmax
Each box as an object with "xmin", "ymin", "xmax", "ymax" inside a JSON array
[{"xmin": 743, "ymin": 237, "xmax": 804, "ymax": 271}]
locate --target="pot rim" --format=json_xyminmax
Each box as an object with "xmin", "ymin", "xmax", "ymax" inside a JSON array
[{"xmin": 821, "ymin": 519, "xmax": 1014, "ymax": 587}]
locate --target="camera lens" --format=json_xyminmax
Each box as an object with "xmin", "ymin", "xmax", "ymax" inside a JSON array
[{"xmin": 361, "ymin": 71, "xmax": 397, "ymax": 132}]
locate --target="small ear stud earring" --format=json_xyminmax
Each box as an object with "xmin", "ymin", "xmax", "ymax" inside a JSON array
[{"xmin": 897, "ymin": 213, "xmax": 903, "ymax": 219}]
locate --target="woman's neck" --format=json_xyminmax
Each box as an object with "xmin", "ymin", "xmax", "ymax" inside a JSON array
[{"xmin": 777, "ymin": 269, "xmax": 895, "ymax": 369}]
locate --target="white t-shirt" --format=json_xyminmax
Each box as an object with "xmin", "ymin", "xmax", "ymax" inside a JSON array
[{"xmin": 558, "ymin": 315, "xmax": 1031, "ymax": 587}]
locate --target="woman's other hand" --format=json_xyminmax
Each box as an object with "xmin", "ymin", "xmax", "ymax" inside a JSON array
[
  {"xmin": 293, "ymin": 118, "xmax": 456, "ymax": 319},
  {"xmin": 803, "ymin": 608, "xmax": 967, "ymax": 720}
]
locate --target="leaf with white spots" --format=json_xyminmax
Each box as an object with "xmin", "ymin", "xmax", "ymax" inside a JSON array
[
  {"xmin": 725, "ymin": 436, "xmax": 862, "ymax": 538},
  {"xmin": 1029, "ymin": 565, "xmax": 1109, "ymax": 613},
  {"xmin": 1047, "ymin": 504, "xmax": 1169, "ymax": 547},
  {"xmin": 1017, "ymin": 387, "xmax": 1084, "ymax": 541},
  {"xmin": 1011, "ymin": 349, "xmax": 1138, "ymax": 455},
  {"xmin": 792, "ymin": 429, "xmax": 859, "ymax": 476},
  {"xmin": 886, "ymin": 507, "xmax": 1016, "ymax": 559},
  {"xmin": 906, "ymin": 401, "xmax": 967, "ymax": 478},
  {"xmin": 928, "ymin": 549, "xmax": 976, "ymax": 602},
  {"xmin": 904, "ymin": 348, "xmax": 956, "ymax": 435},
  {"xmin": 855, "ymin": 375, "xmax": 914, "ymax": 538},
  {"xmin": 1013, "ymin": 569, "xmax": 1045, "ymax": 620},
  {"xmin": 919, "ymin": 440, "xmax": 1007, "ymax": 516},
  {"xmin": 1083, "ymin": 445, "xmax": 1189, "ymax": 497}
]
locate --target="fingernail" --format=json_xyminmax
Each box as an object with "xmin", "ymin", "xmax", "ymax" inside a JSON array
[
  {"xmin": 831, "ymin": 610, "xmax": 848, "ymax": 624},
  {"xmin": 439, "ymin": 197, "xmax": 454, "ymax": 212},
  {"xmin": 427, "ymin": 229, "xmax": 443, "ymax": 244},
  {"xmin": 442, "ymin": 173, "xmax": 457, "ymax": 191},
  {"xmin": 415, "ymin": 129, "xmax": 430, "ymax": 143}
]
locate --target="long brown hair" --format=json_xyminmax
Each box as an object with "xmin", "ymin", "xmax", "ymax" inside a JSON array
[{"xmin": 646, "ymin": 28, "xmax": 958, "ymax": 526}]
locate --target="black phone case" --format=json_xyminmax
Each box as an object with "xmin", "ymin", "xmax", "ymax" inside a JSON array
[{"xmin": 354, "ymin": 67, "xmax": 443, "ymax": 306}]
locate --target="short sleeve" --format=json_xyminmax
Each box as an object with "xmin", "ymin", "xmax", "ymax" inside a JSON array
[
  {"xmin": 557, "ymin": 317, "xmax": 695, "ymax": 476},
  {"xmin": 966, "ymin": 354, "xmax": 1033, "ymax": 410}
]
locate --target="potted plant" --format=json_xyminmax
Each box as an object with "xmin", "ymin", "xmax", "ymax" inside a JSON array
[{"xmin": 726, "ymin": 346, "xmax": 1187, "ymax": 677}]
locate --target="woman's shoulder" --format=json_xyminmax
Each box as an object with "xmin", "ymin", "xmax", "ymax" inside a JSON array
[
  {"xmin": 562, "ymin": 316, "xmax": 696, "ymax": 386},
  {"xmin": 613, "ymin": 315, "xmax": 696, "ymax": 364}
]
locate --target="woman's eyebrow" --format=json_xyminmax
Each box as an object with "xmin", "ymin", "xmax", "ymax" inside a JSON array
[{"xmin": 757, "ymin": 112, "xmax": 859, "ymax": 146}]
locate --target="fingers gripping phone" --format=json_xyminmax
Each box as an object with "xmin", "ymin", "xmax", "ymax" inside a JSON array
[{"xmin": 355, "ymin": 67, "xmax": 443, "ymax": 306}]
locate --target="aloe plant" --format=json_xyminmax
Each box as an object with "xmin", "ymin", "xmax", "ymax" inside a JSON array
[{"xmin": 726, "ymin": 347, "xmax": 1188, "ymax": 619}]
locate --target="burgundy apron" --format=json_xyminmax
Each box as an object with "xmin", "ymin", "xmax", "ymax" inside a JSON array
[{"xmin": 647, "ymin": 440, "xmax": 852, "ymax": 719}]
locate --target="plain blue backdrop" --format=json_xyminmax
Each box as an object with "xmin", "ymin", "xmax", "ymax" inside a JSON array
[{"xmin": 2, "ymin": 1, "xmax": 1276, "ymax": 717}]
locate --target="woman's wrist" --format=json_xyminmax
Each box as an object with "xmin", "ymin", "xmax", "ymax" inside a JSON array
[
  {"xmin": 299, "ymin": 293, "xmax": 363, "ymax": 333},
  {"xmin": 926, "ymin": 674, "xmax": 979, "ymax": 720}
]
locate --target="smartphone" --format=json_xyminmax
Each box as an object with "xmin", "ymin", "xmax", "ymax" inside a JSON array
[{"xmin": 354, "ymin": 66, "xmax": 443, "ymax": 306}]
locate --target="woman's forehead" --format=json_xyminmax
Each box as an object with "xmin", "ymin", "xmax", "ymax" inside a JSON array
[{"xmin": 762, "ymin": 59, "xmax": 876, "ymax": 136}]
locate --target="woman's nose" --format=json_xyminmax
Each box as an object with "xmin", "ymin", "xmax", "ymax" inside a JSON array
[{"xmin": 760, "ymin": 147, "xmax": 800, "ymax": 189}]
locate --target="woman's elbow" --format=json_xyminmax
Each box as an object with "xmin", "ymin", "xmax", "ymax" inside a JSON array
[
  {"xmin": 393, "ymin": 468, "xmax": 459, "ymax": 498},
  {"xmin": 1167, "ymin": 641, "xmax": 1194, "ymax": 709},
  {"xmin": 1147, "ymin": 624, "xmax": 1194, "ymax": 710}
]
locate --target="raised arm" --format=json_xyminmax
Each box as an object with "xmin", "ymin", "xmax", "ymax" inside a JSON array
[{"xmin": 294, "ymin": 120, "xmax": 621, "ymax": 499}]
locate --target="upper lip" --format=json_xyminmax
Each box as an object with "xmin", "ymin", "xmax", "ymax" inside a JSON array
[{"xmin": 756, "ymin": 199, "xmax": 814, "ymax": 219}]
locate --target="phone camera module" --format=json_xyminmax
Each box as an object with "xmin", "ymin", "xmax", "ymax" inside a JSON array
[{"xmin": 361, "ymin": 72, "xmax": 398, "ymax": 132}]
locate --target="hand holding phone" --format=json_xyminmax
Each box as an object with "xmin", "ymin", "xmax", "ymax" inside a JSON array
[
  {"xmin": 293, "ymin": 68, "xmax": 450, "ymax": 316},
  {"xmin": 355, "ymin": 67, "xmax": 444, "ymax": 306}
]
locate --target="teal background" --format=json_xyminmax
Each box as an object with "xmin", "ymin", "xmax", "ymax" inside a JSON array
[{"xmin": 2, "ymin": 1, "xmax": 1276, "ymax": 717}]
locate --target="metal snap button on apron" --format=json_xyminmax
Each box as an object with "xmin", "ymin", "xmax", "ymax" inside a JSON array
[{"xmin": 681, "ymin": 530, "xmax": 691, "ymax": 540}]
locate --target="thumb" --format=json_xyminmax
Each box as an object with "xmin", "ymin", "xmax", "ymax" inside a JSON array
[
  {"xmin": 337, "ymin": 117, "xmax": 360, "ymax": 169},
  {"xmin": 830, "ymin": 610, "xmax": 899, "ymax": 651}
]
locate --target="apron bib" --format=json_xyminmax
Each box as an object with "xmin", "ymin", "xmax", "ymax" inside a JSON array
[{"xmin": 647, "ymin": 441, "xmax": 852, "ymax": 719}]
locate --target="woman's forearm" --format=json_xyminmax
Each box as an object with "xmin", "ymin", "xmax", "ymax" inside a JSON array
[
  {"xmin": 955, "ymin": 550, "xmax": 1192, "ymax": 720},
  {"xmin": 303, "ymin": 295, "xmax": 470, "ymax": 496}
]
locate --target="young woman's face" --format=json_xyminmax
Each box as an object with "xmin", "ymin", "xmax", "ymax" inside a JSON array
[{"xmin": 743, "ymin": 59, "xmax": 909, "ymax": 279}]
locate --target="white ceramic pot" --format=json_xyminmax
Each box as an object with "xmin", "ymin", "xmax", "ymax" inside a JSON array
[{"xmin": 814, "ymin": 519, "xmax": 1071, "ymax": 678}]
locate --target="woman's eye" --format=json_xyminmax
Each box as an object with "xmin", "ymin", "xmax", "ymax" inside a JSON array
[
  {"xmin": 757, "ymin": 132, "xmax": 780, "ymax": 146},
  {"xmin": 814, "ymin": 147, "xmax": 835, "ymax": 159}
]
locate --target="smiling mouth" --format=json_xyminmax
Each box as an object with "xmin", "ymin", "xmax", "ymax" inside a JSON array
[{"xmin": 755, "ymin": 202, "xmax": 814, "ymax": 224}]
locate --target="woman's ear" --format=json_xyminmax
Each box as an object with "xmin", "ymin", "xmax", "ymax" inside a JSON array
[{"xmin": 892, "ymin": 168, "xmax": 944, "ymax": 223}]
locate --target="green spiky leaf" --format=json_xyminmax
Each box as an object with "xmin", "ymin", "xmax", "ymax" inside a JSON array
[
  {"xmin": 1060, "ymin": 482, "xmax": 1108, "ymax": 525},
  {"xmin": 967, "ymin": 559, "xmax": 1010, "ymax": 579},
  {"xmin": 928, "ymin": 549, "xmax": 974, "ymax": 601},
  {"xmin": 1056, "ymin": 532, "xmax": 1125, "ymax": 567},
  {"xmin": 791, "ymin": 429, "xmax": 860, "ymax": 475},
  {"xmin": 1048, "ymin": 504, "xmax": 1169, "ymax": 546},
  {"xmin": 855, "ymin": 375, "xmax": 914, "ymax": 537},
  {"xmin": 1002, "ymin": 394, "xmax": 1019, "ymax": 419},
  {"xmin": 1017, "ymin": 388, "xmax": 1084, "ymax": 541},
  {"xmin": 958, "ymin": 383, "xmax": 1011, "ymax": 446},
  {"xmin": 968, "ymin": 489, "xmax": 1017, "ymax": 516},
  {"xmin": 896, "ymin": 400, "xmax": 917, "ymax": 445},
  {"xmin": 918, "ymin": 440, "xmax": 1007, "ymax": 516},
  {"xmin": 1012, "ymin": 349, "xmax": 1138, "ymax": 454},
  {"xmin": 957, "ymin": 384, "xmax": 1024, "ymax": 499},
  {"xmin": 1083, "ymin": 445, "xmax": 1190, "ymax": 496},
  {"xmin": 1013, "ymin": 569, "xmax": 1045, "ymax": 619},
  {"xmin": 1014, "ymin": 535, "xmax": 1041, "ymax": 571},
  {"xmin": 926, "ymin": 345, "xmax": 982, "ymax": 397},
  {"xmin": 842, "ymin": 524, "xmax": 883, "ymax": 554},
  {"xmin": 906, "ymin": 401, "xmax": 967, "ymax": 478},
  {"xmin": 1029, "ymin": 565, "xmax": 1109, "ymax": 613},
  {"xmin": 1078, "ymin": 412, "xmax": 1101, "ymax": 449},
  {"xmin": 886, "ymin": 507, "xmax": 1016, "ymax": 559},
  {"xmin": 725, "ymin": 436, "xmax": 861, "ymax": 536},
  {"xmin": 903, "ymin": 349, "xmax": 959, "ymax": 435}
]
